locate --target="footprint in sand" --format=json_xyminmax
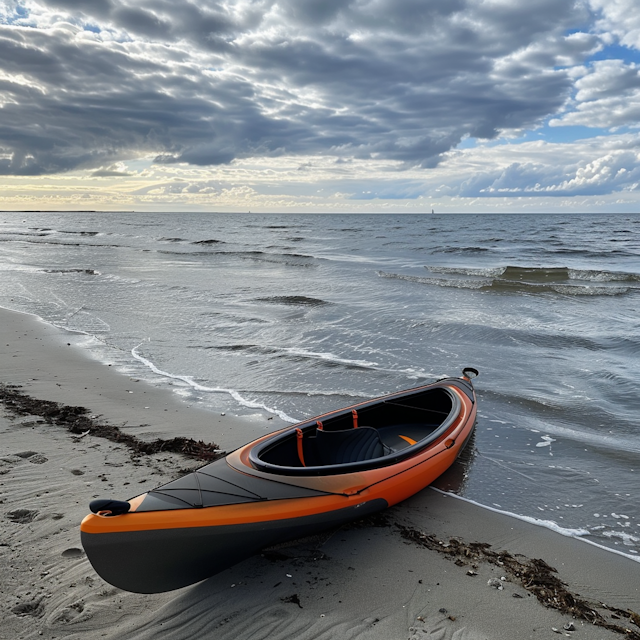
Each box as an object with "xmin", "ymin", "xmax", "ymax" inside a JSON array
[
  {"xmin": 7, "ymin": 508, "xmax": 39, "ymax": 523},
  {"xmin": 14, "ymin": 451, "xmax": 48, "ymax": 464},
  {"xmin": 51, "ymin": 601, "xmax": 87, "ymax": 624},
  {"xmin": 11, "ymin": 599, "xmax": 44, "ymax": 618}
]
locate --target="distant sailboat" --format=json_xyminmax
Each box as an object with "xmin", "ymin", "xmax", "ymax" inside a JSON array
[{"xmin": 431, "ymin": 208, "xmax": 435, "ymax": 214}]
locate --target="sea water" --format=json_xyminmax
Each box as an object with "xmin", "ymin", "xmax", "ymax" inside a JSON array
[{"xmin": 0, "ymin": 211, "xmax": 638, "ymax": 558}]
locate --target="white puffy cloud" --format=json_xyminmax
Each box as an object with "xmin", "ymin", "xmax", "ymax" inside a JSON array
[
  {"xmin": 589, "ymin": 0, "xmax": 640, "ymax": 50},
  {"xmin": 442, "ymin": 134, "xmax": 640, "ymax": 197},
  {"xmin": 550, "ymin": 59, "xmax": 640, "ymax": 128}
]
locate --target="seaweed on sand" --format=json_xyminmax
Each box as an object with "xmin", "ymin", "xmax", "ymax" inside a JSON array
[
  {"xmin": 396, "ymin": 524, "xmax": 640, "ymax": 640},
  {"xmin": 0, "ymin": 384, "xmax": 225, "ymax": 462}
]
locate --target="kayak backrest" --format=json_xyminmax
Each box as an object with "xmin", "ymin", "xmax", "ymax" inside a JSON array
[{"xmin": 305, "ymin": 427, "xmax": 385, "ymax": 466}]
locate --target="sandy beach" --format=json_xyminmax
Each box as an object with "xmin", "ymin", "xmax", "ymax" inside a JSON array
[{"xmin": 1, "ymin": 308, "xmax": 639, "ymax": 640}]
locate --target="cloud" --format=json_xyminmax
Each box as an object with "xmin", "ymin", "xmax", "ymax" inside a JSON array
[
  {"xmin": 90, "ymin": 162, "xmax": 134, "ymax": 177},
  {"xmin": 589, "ymin": 0, "xmax": 640, "ymax": 50},
  {"xmin": 549, "ymin": 59, "xmax": 640, "ymax": 129},
  {"xmin": 443, "ymin": 134, "xmax": 640, "ymax": 197},
  {"xmin": 0, "ymin": 0, "xmax": 599, "ymax": 175}
]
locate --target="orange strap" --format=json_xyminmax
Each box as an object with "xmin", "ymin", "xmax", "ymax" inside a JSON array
[
  {"xmin": 399, "ymin": 435, "xmax": 417, "ymax": 446},
  {"xmin": 296, "ymin": 428, "xmax": 305, "ymax": 466},
  {"xmin": 352, "ymin": 410, "xmax": 358, "ymax": 429},
  {"xmin": 316, "ymin": 420, "xmax": 324, "ymax": 431}
]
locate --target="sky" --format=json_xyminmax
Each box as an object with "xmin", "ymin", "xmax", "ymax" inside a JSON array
[{"xmin": 1, "ymin": 0, "xmax": 640, "ymax": 213}]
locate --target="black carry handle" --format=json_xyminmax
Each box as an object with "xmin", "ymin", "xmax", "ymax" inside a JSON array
[{"xmin": 89, "ymin": 499, "xmax": 131, "ymax": 516}]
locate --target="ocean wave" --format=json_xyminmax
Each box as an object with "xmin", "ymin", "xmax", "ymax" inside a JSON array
[
  {"xmin": 548, "ymin": 247, "xmax": 632, "ymax": 258},
  {"xmin": 197, "ymin": 342, "xmax": 434, "ymax": 380},
  {"xmin": 130, "ymin": 345, "xmax": 298, "ymax": 423},
  {"xmin": 201, "ymin": 344, "xmax": 279, "ymax": 355},
  {"xmin": 437, "ymin": 246, "xmax": 492, "ymax": 254},
  {"xmin": 248, "ymin": 253, "xmax": 317, "ymax": 267},
  {"xmin": 568, "ymin": 268, "xmax": 640, "ymax": 282},
  {"xmin": 281, "ymin": 347, "xmax": 378, "ymax": 369},
  {"xmin": 427, "ymin": 265, "xmax": 506, "ymax": 277},
  {"xmin": 480, "ymin": 389, "xmax": 640, "ymax": 451},
  {"xmin": 43, "ymin": 268, "xmax": 100, "ymax": 275},
  {"xmin": 2, "ymin": 238, "xmax": 122, "ymax": 248},
  {"xmin": 248, "ymin": 388, "xmax": 367, "ymax": 399},
  {"xmin": 255, "ymin": 296, "xmax": 330, "ymax": 306},
  {"xmin": 377, "ymin": 271, "xmax": 489, "ymax": 289},
  {"xmin": 378, "ymin": 268, "xmax": 638, "ymax": 296},
  {"xmin": 1, "ymin": 231, "xmax": 51, "ymax": 237},
  {"xmin": 157, "ymin": 249, "xmax": 317, "ymax": 267},
  {"xmin": 428, "ymin": 265, "xmax": 640, "ymax": 283},
  {"xmin": 494, "ymin": 281, "xmax": 632, "ymax": 296},
  {"xmin": 191, "ymin": 238, "xmax": 225, "ymax": 245},
  {"xmin": 157, "ymin": 248, "xmax": 265, "ymax": 257}
]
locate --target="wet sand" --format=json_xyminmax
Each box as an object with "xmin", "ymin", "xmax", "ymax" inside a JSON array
[{"xmin": 1, "ymin": 308, "xmax": 639, "ymax": 640}]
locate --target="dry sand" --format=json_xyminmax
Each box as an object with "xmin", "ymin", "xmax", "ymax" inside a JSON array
[{"xmin": 1, "ymin": 308, "xmax": 639, "ymax": 640}]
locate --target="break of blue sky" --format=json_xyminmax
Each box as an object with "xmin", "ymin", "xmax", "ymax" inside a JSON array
[
  {"xmin": 590, "ymin": 43, "xmax": 640, "ymax": 64},
  {"xmin": 459, "ymin": 124, "xmax": 614, "ymax": 148},
  {"xmin": 1, "ymin": 0, "xmax": 640, "ymax": 213}
]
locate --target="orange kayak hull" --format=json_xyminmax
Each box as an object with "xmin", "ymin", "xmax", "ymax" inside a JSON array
[{"xmin": 81, "ymin": 373, "xmax": 478, "ymax": 593}]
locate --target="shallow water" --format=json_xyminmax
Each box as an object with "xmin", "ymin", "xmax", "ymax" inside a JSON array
[{"xmin": 1, "ymin": 211, "xmax": 638, "ymax": 558}]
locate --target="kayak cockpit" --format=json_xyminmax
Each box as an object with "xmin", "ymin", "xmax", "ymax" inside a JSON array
[{"xmin": 250, "ymin": 385, "xmax": 460, "ymax": 476}]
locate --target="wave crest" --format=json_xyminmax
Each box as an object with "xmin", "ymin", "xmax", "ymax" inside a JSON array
[{"xmin": 377, "ymin": 266, "xmax": 639, "ymax": 296}]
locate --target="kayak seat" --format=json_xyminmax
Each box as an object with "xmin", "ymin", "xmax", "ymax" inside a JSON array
[{"xmin": 310, "ymin": 427, "xmax": 386, "ymax": 466}]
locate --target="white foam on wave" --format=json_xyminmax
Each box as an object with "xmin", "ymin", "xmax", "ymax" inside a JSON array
[
  {"xmin": 131, "ymin": 344, "xmax": 299, "ymax": 423},
  {"xmin": 568, "ymin": 268, "xmax": 640, "ymax": 282},
  {"xmin": 551, "ymin": 284, "xmax": 631, "ymax": 296},
  {"xmin": 430, "ymin": 488, "xmax": 640, "ymax": 564},
  {"xmin": 377, "ymin": 270, "xmax": 489, "ymax": 289},
  {"xmin": 283, "ymin": 347, "xmax": 378, "ymax": 369},
  {"xmin": 525, "ymin": 421, "xmax": 640, "ymax": 455},
  {"xmin": 426, "ymin": 265, "xmax": 506, "ymax": 277},
  {"xmin": 280, "ymin": 346, "xmax": 435, "ymax": 382},
  {"xmin": 602, "ymin": 530, "xmax": 640, "ymax": 546}
]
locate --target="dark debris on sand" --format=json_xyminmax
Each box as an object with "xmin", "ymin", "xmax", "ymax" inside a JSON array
[
  {"xmin": 0, "ymin": 384, "xmax": 225, "ymax": 462},
  {"xmin": 281, "ymin": 594, "xmax": 303, "ymax": 608},
  {"xmin": 397, "ymin": 524, "xmax": 640, "ymax": 640},
  {"xmin": 344, "ymin": 512, "xmax": 393, "ymax": 529}
]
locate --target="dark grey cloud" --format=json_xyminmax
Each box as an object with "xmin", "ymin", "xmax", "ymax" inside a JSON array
[{"xmin": 0, "ymin": 0, "xmax": 601, "ymax": 175}]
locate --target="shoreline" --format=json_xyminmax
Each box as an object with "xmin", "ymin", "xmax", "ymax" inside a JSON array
[
  {"xmin": 0, "ymin": 307, "xmax": 286, "ymax": 450},
  {"xmin": 431, "ymin": 488, "xmax": 640, "ymax": 566},
  {"xmin": 1, "ymin": 307, "xmax": 639, "ymax": 640}
]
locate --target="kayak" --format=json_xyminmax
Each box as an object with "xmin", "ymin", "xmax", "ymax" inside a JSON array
[{"xmin": 80, "ymin": 368, "xmax": 479, "ymax": 593}]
